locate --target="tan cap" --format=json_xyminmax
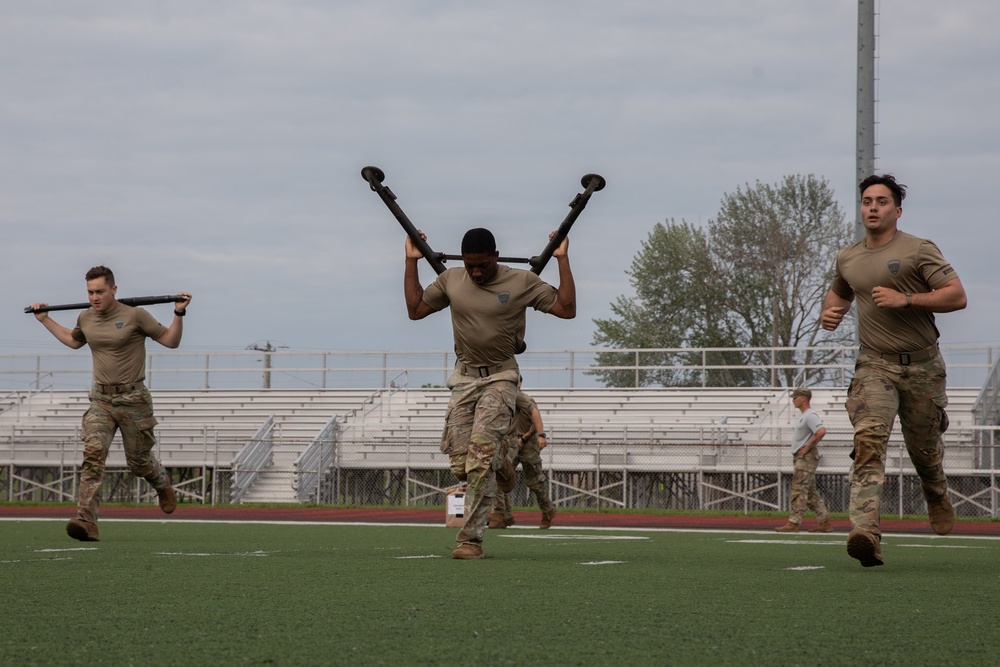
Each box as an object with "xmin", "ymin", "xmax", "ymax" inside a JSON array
[{"xmin": 790, "ymin": 387, "xmax": 812, "ymax": 400}]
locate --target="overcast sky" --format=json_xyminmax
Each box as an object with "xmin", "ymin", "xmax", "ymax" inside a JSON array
[{"xmin": 2, "ymin": 0, "xmax": 997, "ymax": 359}]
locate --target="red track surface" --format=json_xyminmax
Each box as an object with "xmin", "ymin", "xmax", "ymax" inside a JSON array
[{"xmin": 2, "ymin": 505, "xmax": 998, "ymax": 535}]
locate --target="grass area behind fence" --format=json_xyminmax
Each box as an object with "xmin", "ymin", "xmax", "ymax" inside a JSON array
[{"xmin": 2, "ymin": 520, "xmax": 998, "ymax": 666}]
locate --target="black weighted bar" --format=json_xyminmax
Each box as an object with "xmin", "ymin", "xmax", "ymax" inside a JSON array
[
  {"xmin": 361, "ymin": 166, "xmax": 448, "ymax": 275},
  {"xmin": 24, "ymin": 295, "xmax": 187, "ymax": 314},
  {"xmin": 528, "ymin": 173, "xmax": 606, "ymax": 275}
]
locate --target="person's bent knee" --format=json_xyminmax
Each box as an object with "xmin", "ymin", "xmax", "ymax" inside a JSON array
[{"xmin": 851, "ymin": 417, "xmax": 888, "ymax": 466}]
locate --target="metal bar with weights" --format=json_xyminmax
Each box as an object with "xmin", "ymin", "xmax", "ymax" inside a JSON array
[
  {"xmin": 24, "ymin": 295, "xmax": 187, "ymax": 314},
  {"xmin": 360, "ymin": 166, "xmax": 606, "ymax": 275}
]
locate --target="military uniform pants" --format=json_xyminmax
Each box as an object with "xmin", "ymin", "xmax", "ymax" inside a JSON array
[
  {"xmin": 493, "ymin": 435, "xmax": 554, "ymax": 520},
  {"xmin": 440, "ymin": 369, "xmax": 517, "ymax": 547},
  {"xmin": 846, "ymin": 351, "xmax": 950, "ymax": 538},
  {"xmin": 788, "ymin": 448, "xmax": 829, "ymax": 524},
  {"xmin": 77, "ymin": 386, "xmax": 170, "ymax": 523}
]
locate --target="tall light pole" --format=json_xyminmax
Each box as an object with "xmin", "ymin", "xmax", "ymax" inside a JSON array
[{"xmin": 856, "ymin": 0, "xmax": 877, "ymax": 243}]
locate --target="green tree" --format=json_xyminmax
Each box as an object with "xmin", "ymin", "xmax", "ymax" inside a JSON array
[{"xmin": 592, "ymin": 174, "xmax": 854, "ymax": 387}]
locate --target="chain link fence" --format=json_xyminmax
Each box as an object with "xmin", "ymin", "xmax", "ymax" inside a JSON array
[{"xmin": 6, "ymin": 424, "xmax": 996, "ymax": 518}]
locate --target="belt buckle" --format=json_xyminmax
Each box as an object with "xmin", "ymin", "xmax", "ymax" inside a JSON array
[
  {"xmin": 899, "ymin": 353, "xmax": 911, "ymax": 366},
  {"xmin": 476, "ymin": 366, "xmax": 490, "ymax": 378}
]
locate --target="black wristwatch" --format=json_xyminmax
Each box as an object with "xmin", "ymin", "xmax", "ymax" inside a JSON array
[
  {"xmin": 174, "ymin": 308, "xmax": 187, "ymax": 317},
  {"xmin": 538, "ymin": 432, "xmax": 546, "ymax": 438}
]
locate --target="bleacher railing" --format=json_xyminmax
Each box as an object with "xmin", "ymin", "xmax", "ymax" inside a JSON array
[
  {"xmin": 230, "ymin": 416, "xmax": 275, "ymax": 503},
  {"xmin": 1, "ymin": 345, "xmax": 997, "ymax": 391},
  {"xmin": 973, "ymin": 355, "xmax": 1000, "ymax": 430},
  {"xmin": 292, "ymin": 415, "xmax": 340, "ymax": 503}
]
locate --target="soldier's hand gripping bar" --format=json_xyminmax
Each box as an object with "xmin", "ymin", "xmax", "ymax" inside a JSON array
[
  {"xmin": 361, "ymin": 166, "xmax": 605, "ymax": 275},
  {"xmin": 24, "ymin": 295, "xmax": 187, "ymax": 314}
]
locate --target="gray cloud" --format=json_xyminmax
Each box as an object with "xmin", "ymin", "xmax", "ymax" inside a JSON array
[{"xmin": 2, "ymin": 0, "xmax": 996, "ymax": 357}]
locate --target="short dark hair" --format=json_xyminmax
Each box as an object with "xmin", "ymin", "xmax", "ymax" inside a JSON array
[
  {"xmin": 85, "ymin": 266, "xmax": 115, "ymax": 286},
  {"xmin": 461, "ymin": 228, "xmax": 496, "ymax": 255},
  {"xmin": 859, "ymin": 174, "xmax": 906, "ymax": 207}
]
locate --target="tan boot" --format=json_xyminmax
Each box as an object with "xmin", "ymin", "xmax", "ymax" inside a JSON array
[
  {"xmin": 66, "ymin": 518, "xmax": 100, "ymax": 542},
  {"xmin": 451, "ymin": 543, "xmax": 484, "ymax": 560},
  {"xmin": 846, "ymin": 528, "xmax": 884, "ymax": 567},
  {"xmin": 926, "ymin": 494, "xmax": 954, "ymax": 535},
  {"xmin": 808, "ymin": 521, "xmax": 834, "ymax": 533},
  {"xmin": 539, "ymin": 507, "xmax": 557, "ymax": 529},
  {"xmin": 157, "ymin": 479, "xmax": 177, "ymax": 514},
  {"xmin": 773, "ymin": 522, "xmax": 799, "ymax": 533},
  {"xmin": 488, "ymin": 514, "xmax": 514, "ymax": 529}
]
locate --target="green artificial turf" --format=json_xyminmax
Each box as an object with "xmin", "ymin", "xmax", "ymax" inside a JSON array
[{"xmin": 1, "ymin": 520, "xmax": 997, "ymax": 666}]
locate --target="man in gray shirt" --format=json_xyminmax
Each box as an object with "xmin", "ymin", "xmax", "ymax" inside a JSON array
[{"xmin": 774, "ymin": 387, "xmax": 832, "ymax": 533}]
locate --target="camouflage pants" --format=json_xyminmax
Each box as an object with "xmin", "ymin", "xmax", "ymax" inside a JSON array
[
  {"xmin": 439, "ymin": 369, "xmax": 517, "ymax": 547},
  {"xmin": 77, "ymin": 386, "xmax": 169, "ymax": 523},
  {"xmin": 788, "ymin": 448, "xmax": 829, "ymax": 524},
  {"xmin": 846, "ymin": 351, "xmax": 950, "ymax": 537},
  {"xmin": 492, "ymin": 435, "xmax": 554, "ymax": 520}
]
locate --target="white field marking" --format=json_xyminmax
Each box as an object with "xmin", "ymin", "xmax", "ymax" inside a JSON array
[
  {"xmin": 895, "ymin": 544, "xmax": 982, "ymax": 549},
  {"xmin": 4, "ymin": 518, "xmax": 999, "ymax": 543},
  {"xmin": 727, "ymin": 538, "xmax": 986, "ymax": 550},
  {"xmin": 728, "ymin": 539, "xmax": 843, "ymax": 546},
  {"xmin": 785, "ymin": 566, "xmax": 826, "ymax": 571},
  {"xmin": 396, "ymin": 555, "xmax": 443, "ymax": 559},
  {"xmin": 35, "ymin": 547, "xmax": 98, "ymax": 553},
  {"xmin": 579, "ymin": 560, "xmax": 626, "ymax": 566},
  {"xmin": 155, "ymin": 550, "xmax": 270, "ymax": 557},
  {"xmin": 498, "ymin": 534, "xmax": 648, "ymax": 540}
]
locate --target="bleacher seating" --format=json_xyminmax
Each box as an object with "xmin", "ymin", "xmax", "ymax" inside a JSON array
[{"xmin": 0, "ymin": 385, "xmax": 985, "ymax": 502}]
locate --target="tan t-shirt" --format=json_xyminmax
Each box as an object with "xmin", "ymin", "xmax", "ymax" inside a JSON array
[
  {"xmin": 72, "ymin": 301, "xmax": 167, "ymax": 385},
  {"xmin": 831, "ymin": 230, "xmax": 958, "ymax": 353},
  {"xmin": 508, "ymin": 391, "xmax": 537, "ymax": 437},
  {"xmin": 422, "ymin": 265, "xmax": 559, "ymax": 367}
]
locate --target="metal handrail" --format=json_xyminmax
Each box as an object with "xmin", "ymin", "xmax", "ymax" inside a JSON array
[
  {"xmin": 0, "ymin": 372, "xmax": 54, "ymax": 417},
  {"xmin": 292, "ymin": 414, "xmax": 340, "ymax": 502},
  {"xmin": 230, "ymin": 416, "xmax": 275, "ymax": 503}
]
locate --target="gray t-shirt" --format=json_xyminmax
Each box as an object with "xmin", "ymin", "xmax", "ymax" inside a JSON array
[{"xmin": 792, "ymin": 408, "xmax": 824, "ymax": 454}]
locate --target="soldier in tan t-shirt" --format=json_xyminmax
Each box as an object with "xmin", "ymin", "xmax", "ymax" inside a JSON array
[
  {"xmin": 822, "ymin": 174, "xmax": 967, "ymax": 568},
  {"xmin": 405, "ymin": 227, "xmax": 576, "ymax": 559},
  {"xmin": 31, "ymin": 265, "xmax": 192, "ymax": 542}
]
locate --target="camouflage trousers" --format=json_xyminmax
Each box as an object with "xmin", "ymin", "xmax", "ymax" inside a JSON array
[
  {"xmin": 492, "ymin": 435, "xmax": 554, "ymax": 520},
  {"xmin": 77, "ymin": 385, "xmax": 170, "ymax": 524},
  {"xmin": 788, "ymin": 448, "xmax": 829, "ymax": 524},
  {"xmin": 846, "ymin": 350, "xmax": 950, "ymax": 538},
  {"xmin": 439, "ymin": 368, "xmax": 517, "ymax": 547}
]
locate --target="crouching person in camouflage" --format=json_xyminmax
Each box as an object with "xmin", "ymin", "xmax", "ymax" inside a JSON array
[
  {"xmin": 489, "ymin": 377, "xmax": 557, "ymax": 530},
  {"xmin": 31, "ymin": 266, "xmax": 191, "ymax": 542},
  {"xmin": 822, "ymin": 174, "xmax": 967, "ymax": 567}
]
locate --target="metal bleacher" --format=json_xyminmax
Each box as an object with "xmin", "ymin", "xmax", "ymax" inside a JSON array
[{"xmin": 0, "ymin": 384, "xmax": 988, "ymax": 510}]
